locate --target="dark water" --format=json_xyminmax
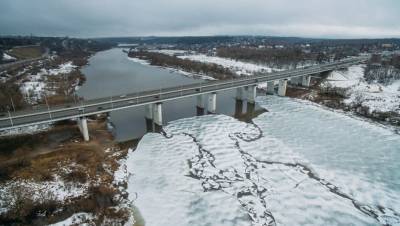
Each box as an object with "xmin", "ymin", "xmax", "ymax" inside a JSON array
[{"xmin": 78, "ymin": 48, "xmax": 262, "ymax": 141}]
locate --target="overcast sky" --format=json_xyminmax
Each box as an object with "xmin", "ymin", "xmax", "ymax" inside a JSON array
[{"xmin": 0, "ymin": 0, "xmax": 399, "ymax": 38}]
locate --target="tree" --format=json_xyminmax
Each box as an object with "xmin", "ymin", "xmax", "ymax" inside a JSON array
[
  {"xmin": 0, "ymin": 49, "xmax": 3, "ymax": 63},
  {"xmin": 0, "ymin": 83, "xmax": 25, "ymax": 112}
]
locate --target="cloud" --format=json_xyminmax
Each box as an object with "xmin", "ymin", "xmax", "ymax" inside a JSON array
[{"xmin": 0, "ymin": 0, "xmax": 399, "ymax": 38}]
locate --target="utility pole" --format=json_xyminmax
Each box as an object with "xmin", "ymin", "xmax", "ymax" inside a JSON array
[
  {"xmin": 8, "ymin": 110, "xmax": 13, "ymax": 126},
  {"xmin": 44, "ymin": 94, "xmax": 52, "ymax": 119},
  {"xmin": 9, "ymin": 96, "xmax": 15, "ymax": 112}
]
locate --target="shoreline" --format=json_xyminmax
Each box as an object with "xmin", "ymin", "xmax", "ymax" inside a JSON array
[
  {"xmin": 126, "ymin": 54, "xmax": 217, "ymax": 81},
  {"xmin": 286, "ymin": 85, "xmax": 400, "ymax": 128}
]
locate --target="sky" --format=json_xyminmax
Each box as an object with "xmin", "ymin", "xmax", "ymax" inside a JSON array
[{"xmin": 0, "ymin": 0, "xmax": 399, "ymax": 38}]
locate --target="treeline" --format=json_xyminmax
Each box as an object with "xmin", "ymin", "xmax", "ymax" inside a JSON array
[
  {"xmin": 365, "ymin": 54, "xmax": 400, "ymax": 85},
  {"xmin": 128, "ymin": 51, "xmax": 234, "ymax": 79},
  {"xmin": 0, "ymin": 82, "xmax": 25, "ymax": 112},
  {"xmin": 216, "ymin": 47, "xmax": 324, "ymax": 68}
]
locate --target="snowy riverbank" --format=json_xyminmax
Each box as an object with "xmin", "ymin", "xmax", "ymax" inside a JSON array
[
  {"xmin": 321, "ymin": 64, "xmax": 400, "ymax": 117},
  {"xmin": 126, "ymin": 55, "xmax": 216, "ymax": 81}
]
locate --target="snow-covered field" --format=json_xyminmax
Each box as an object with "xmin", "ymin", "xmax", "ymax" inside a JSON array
[
  {"xmin": 149, "ymin": 49, "xmax": 188, "ymax": 56},
  {"xmin": 126, "ymin": 56, "xmax": 216, "ymax": 80},
  {"xmin": 122, "ymin": 96, "xmax": 400, "ymax": 226},
  {"xmin": 2, "ymin": 53, "xmax": 16, "ymax": 61},
  {"xmin": 178, "ymin": 54, "xmax": 274, "ymax": 75},
  {"xmin": 322, "ymin": 65, "xmax": 400, "ymax": 114},
  {"xmin": 0, "ymin": 176, "xmax": 88, "ymax": 215},
  {"xmin": 19, "ymin": 61, "xmax": 78, "ymax": 103},
  {"xmin": 127, "ymin": 49, "xmax": 277, "ymax": 83},
  {"xmin": 48, "ymin": 212, "xmax": 94, "ymax": 226}
]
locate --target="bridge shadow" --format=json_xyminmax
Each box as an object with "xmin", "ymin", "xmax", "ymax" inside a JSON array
[
  {"xmin": 145, "ymin": 98, "xmax": 267, "ymax": 134},
  {"xmin": 196, "ymin": 106, "xmax": 205, "ymax": 116},
  {"xmin": 145, "ymin": 118, "xmax": 163, "ymax": 133},
  {"xmin": 233, "ymin": 99, "xmax": 267, "ymax": 123}
]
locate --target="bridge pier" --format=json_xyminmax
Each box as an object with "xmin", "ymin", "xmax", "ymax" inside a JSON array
[
  {"xmin": 302, "ymin": 75, "xmax": 311, "ymax": 87},
  {"xmin": 234, "ymin": 99, "xmax": 243, "ymax": 118},
  {"xmin": 153, "ymin": 103, "xmax": 163, "ymax": 126},
  {"xmin": 236, "ymin": 87, "xmax": 245, "ymax": 100},
  {"xmin": 278, "ymin": 79, "xmax": 288, "ymax": 97},
  {"xmin": 266, "ymin": 81, "xmax": 275, "ymax": 95},
  {"xmin": 196, "ymin": 95, "xmax": 205, "ymax": 115},
  {"xmin": 144, "ymin": 104, "xmax": 154, "ymax": 132},
  {"xmin": 247, "ymin": 101, "xmax": 255, "ymax": 115},
  {"xmin": 247, "ymin": 85, "xmax": 257, "ymax": 103},
  {"xmin": 145, "ymin": 104, "xmax": 153, "ymax": 120},
  {"xmin": 77, "ymin": 117, "xmax": 89, "ymax": 142},
  {"xmin": 207, "ymin": 92, "xmax": 217, "ymax": 114}
]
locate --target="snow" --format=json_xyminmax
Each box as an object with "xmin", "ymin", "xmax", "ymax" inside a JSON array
[
  {"xmin": 150, "ymin": 49, "xmax": 188, "ymax": 56},
  {"xmin": 127, "ymin": 56, "xmax": 216, "ymax": 80},
  {"xmin": 48, "ymin": 212, "xmax": 94, "ymax": 226},
  {"xmin": 48, "ymin": 61, "xmax": 77, "ymax": 75},
  {"xmin": 0, "ymin": 124, "xmax": 51, "ymax": 136},
  {"xmin": 345, "ymin": 80, "xmax": 400, "ymax": 113},
  {"xmin": 0, "ymin": 176, "xmax": 88, "ymax": 215},
  {"xmin": 123, "ymin": 97, "xmax": 400, "ymax": 225},
  {"xmin": 3, "ymin": 53, "xmax": 16, "ymax": 61},
  {"xmin": 322, "ymin": 64, "xmax": 400, "ymax": 114},
  {"xmin": 126, "ymin": 56, "xmax": 150, "ymax": 65},
  {"xmin": 178, "ymin": 54, "xmax": 274, "ymax": 76},
  {"xmin": 18, "ymin": 61, "xmax": 78, "ymax": 104},
  {"xmin": 322, "ymin": 65, "xmax": 365, "ymax": 89}
]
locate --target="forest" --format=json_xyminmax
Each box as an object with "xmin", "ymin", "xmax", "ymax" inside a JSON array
[
  {"xmin": 128, "ymin": 50, "xmax": 235, "ymax": 79},
  {"xmin": 365, "ymin": 54, "xmax": 400, "ymax": 85}
]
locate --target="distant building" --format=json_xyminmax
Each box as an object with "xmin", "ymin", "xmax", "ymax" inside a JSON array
[{"xmin": 382, "ymin": 43, "xmax": 393, "ymax": 48}]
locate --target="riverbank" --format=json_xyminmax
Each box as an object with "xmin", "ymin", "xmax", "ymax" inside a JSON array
[
  {"xmin": 285, "ymin": 65, "xmax": 400, "ymax": 127},
  {"xmin": 0, "ymin": 115, "xmax": 137, "ymax": 225}
]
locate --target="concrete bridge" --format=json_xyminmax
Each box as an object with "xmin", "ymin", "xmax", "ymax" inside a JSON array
[{"xmin": 0, "ymin": 57, "xmax": 367, "ymax": 141}]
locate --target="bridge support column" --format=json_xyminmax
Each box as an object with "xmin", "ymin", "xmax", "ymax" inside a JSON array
[
  {"xmin": 247, "ymin": 85, "xmax": 257, "ymax": 104},
  {"xmin": 152, "ymin": 103, "xmax": 163, "ymax": 126},
  {"xmin": 144, "ymin": 104, "xmax": 154, "ymax": 132},
  {"xmin": 278, "ymin": 79, "xmax": 288, "ymax": 97},
  {"xmin": 234, "ymin": 99, "xmax": 243, "ymax": 118},
  {"xmin": 247, "ymin": 101, "xmax": 255, "ymax": 116},
  {"xmin": 196, "ymin": 95, "xmax": 205, "ymax": 116},
  {"xmin": 302, "ymin": 75, "xmax": 311, "ymax": 87},
  {"xmin": 78, "ymin": 117, "xmax": 89, "ymax": 142},
  {"xmin": 207, "ymin": 92, "xmax": 217, "ymax": 114},
  {"xmin": 236, "ymin": 87, "xmax": 245, "ymax": 100},
  {"xmin": 197, "ymin": 95, "xmax": 205, "ymax": 108},
  {"xmin": 145, "ymin": 104, "xmax": 153, "ymax": 120},
  {"xmin": 266, "ymin": 81, "xmax": 275, "ymax": 95}
]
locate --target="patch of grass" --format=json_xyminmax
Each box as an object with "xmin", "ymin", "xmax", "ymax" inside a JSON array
[
  {"xmin": 8, "ymin": 46, "xmax": 43, "ymax": 60},
  {"xmin": 62, "ymin": 170, "xmax": 87, "ymax": 184}
]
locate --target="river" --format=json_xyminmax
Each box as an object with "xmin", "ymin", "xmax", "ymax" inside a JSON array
[
  {"xmin": 78, "ymin": 48, "xmax": 262, "ymax": 141},
  {"xmin": 80, "ymin": 48, "xmax": 400, "ymax": 225}
]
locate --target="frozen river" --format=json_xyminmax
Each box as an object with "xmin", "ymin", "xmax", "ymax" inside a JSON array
[
  {"xmin": 125, "ymin": 96, "xmax": 400, "ymax": 226},
  {"xmin": 79, "ymin": 49, "xmax": 400, "ymax": 225}
]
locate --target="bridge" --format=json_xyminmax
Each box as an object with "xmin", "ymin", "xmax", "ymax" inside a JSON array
[{"xmin": 0, "ymin": 57, "xmax": 367, "ymax": 140}]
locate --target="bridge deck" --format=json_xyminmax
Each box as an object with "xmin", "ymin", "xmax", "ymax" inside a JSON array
[{"xmin": 0, "ymin": 57, "xmax": 366, "ymax": 131}]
